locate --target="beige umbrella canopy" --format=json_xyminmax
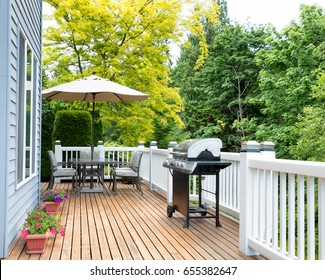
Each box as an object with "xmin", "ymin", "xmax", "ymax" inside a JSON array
[
  {"xmin": 42, "ymin": 73, "xmax": 148, "ymax": 158},
  {"xmin": 42, "ymin": 73, "xmax": 148, "ymax": 102}
]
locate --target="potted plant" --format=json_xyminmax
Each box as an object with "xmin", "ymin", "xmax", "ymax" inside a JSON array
[
  {"xmin": 42, "ymin": 189, "xmax": 68, "ymax": 214},
  {"xmin": 21, "ymin": 210, "xmax": 65, "ymax": 254}
]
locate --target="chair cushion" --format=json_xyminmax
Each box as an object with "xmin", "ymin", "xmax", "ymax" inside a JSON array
[
  {"xmin": 114, "ymin": 167, "xmax": 137, "ymax": 177},
  {"xmin": 53, "ymin": 167, "xmax": 77, "ymax": 177}
]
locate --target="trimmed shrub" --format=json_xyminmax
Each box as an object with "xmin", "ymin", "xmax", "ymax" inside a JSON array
[
  {"xmin": 52, "ymin": 110, "xmax": 92, "ymax": 147},
  {"xmin": 93, "ymin": 110, "xmax": 103, "ymax": 145},
  {"xmin": 41, "ymin": 100, "xmax": 55, "ymax": 181}
]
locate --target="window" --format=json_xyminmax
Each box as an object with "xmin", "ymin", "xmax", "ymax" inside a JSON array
[{"xmin": 17, "ymin": 31, "xmax": 38, "ymax": 185}]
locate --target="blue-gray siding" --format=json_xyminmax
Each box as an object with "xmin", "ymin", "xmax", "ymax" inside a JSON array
[{"xmin": 0, "ymin": 0, "xmax": 42, "ymax": 258}]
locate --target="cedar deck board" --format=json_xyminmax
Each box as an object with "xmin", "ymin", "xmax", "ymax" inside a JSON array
[{"xmin": 6, "ymin": 182, "xmax": 265, "ymax": 260}]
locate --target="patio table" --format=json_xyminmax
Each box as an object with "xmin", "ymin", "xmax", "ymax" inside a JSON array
[{"xmin": 67, "ymin": 158, "xmax": 118, "ymax": 195}]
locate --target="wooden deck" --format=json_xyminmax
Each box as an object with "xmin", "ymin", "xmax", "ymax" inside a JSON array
[{"xmin": 7, "ymin": 181, "xmax": 265, "ymax": 260}]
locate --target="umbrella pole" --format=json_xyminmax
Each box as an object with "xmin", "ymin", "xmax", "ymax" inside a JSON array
[{"xmin": 91, "ymin": 93, "xmax": 95, "ymax": 160}]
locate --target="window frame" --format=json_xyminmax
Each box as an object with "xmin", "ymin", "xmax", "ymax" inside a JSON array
[{"xmin": 16, "ymin": 28, "xmax": 38, "ymax": 189}]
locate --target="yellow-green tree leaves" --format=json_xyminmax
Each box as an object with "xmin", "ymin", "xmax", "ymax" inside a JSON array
[{"xmin": 43, "ymin": 0, "xmax": 219, "ymax": 146}]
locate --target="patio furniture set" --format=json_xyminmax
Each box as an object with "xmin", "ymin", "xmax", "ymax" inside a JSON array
[{"xmin": 47, "ymin": 150, "xmax": 144, "ymax": 196}]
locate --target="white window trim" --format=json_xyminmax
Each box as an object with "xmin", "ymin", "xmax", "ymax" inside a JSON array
[{"xmin": 16, "ymin": 28, "xmax": 38, "ymax": 189}]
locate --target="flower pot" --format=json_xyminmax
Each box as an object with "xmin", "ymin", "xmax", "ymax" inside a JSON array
[
  {"xmin": 25, "ymin": 232, "xmax": 49, "ymax": 254},
  {"xmin": 44, "ymin": 201, "xmax": 61, "ymax": 214}
]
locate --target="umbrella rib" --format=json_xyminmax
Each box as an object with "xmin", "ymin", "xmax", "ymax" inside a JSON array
[
  {"xmin": 113, "ymin": 93, "xmax": 124, "ymax": 101},
  {"xmin": 45, "ymin": 92, "xmax": 62, "ymax": 99},
  {"xmin": 83, "ymin": 93, "xmax": 90, "ymax": 101}
]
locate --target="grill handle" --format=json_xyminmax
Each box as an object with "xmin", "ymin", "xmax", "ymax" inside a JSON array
[{"xmin": 170, "ymin": 152, "xmax": 187, "ymax": 157}]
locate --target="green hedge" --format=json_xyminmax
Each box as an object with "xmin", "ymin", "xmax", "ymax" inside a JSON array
[
  {"xmin": 41, "ymin": 100, "xmax": 55, "ymax": 181},
  {"xmin": 52, "ymin": 110, "xmax": 92, "ymax": 147},
  {"xmin": 93, "ymin": 110, "xmax": 103, "ymax": 146}
]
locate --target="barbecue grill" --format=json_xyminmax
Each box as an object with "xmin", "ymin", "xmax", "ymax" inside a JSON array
[{"xmin": 163, "ymin": 138, "xmax": 231, "ymax": 228}]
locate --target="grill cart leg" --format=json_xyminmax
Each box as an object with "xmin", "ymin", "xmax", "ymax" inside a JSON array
[
  {"xmin": 216, "ymin": 170, "xmax": 222, "ymax": 227},
  {"xmin": 198, "ymin": 175, "xmax": 207, "ymax": 216},
  {"xmin": 167, "ymin": 204, "xmax": 175, "ymax": 218}
]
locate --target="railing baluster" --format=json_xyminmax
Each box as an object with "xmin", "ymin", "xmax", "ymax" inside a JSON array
[
  {"xmin": 280, "ymin": 172, "xmax": 287, "ymax": 255},
  {"xmin": 319, "ymin": 178, "xmax": 325, "ymax": 260},
  {"xmin": 307, "ymin": 176, "xmax": 315, "ymax": 260},
  {"xmin": 265, "ymin": 169, "xmax": 272, "ymax": 246},
  {"xmin": 297, "ymin": 175, "xmax": 305, "ymax": 259},
  {"xmin": 272, "ymin": 171, "xmax": 279, "ymax": 251},
  {"xmin": 288, "ymin": 173, "xmax": 295, "ymax": 258},
  {"xmin": 259, "ymin": 169, "xmax": 265, "ymax": 242}
]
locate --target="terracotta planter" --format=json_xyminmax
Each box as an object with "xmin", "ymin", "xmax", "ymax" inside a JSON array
[
  {"xmin": 25, "ymin": 232, "xmax": 49, "ymax": 254},
  {"xmin": 44, "ymin": 201, "xmax": 61, "ymax": 214}
]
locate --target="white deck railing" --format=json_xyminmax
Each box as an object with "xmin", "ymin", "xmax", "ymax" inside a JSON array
[
  {"xmin": 239, "ymin": 141, "xmax": 325, "ymax": 260},
  {"xmin": 54, "ymin": 140, "xmax": 324, "ymax": 260}
]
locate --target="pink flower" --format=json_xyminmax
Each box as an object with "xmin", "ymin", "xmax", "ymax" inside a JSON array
[
  {"xmin": 35, "ymin": 224, "xmax": 42, "ymax": 229},
  {"xmin": 60, "ymin": 230, "xmax": 65, "ymax": 237},
  {"xmin": 21, "ymin": 230, "xmax": 29, "ymax": 238},
  {"xmin": 51, "ymin": 228, "xmax": 58, "ymax": 235}
]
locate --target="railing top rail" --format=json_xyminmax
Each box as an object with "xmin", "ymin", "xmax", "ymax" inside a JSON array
[
  {"xmin": 221, "ymin": 152, "xmax": 240, "ymax": 161},
  {"xmin": 249, "ymin": 158, "xmax": 325, "ymax": 178},
  {"xmin": 60, "ymin": 146, "xmax": 138, "ymax": 151},
  {"xmin": 151, "ymin": 148, "xmax": 169, "ymax": 156}
]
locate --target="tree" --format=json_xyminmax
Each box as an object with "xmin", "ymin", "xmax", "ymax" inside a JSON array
[
  {"xmin": 290, "ymin": 73, "xmax": 325, "ymax": 161},
  {"xmin": 43, "ymin": 0, "xmax": 219, "ymax": 147},
  {"xmin": 245, "ymin": 4, "xmax": 325, "ymax": 158},
  {"xmin": 172, "ymin": 16, "xmax": 270, "ymax": 150}
]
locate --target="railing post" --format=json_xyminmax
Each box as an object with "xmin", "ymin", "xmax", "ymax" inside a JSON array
[
  {"xmin": 54, "ymin": 140, "xmax": 62, "ymax": 183},
  {"xmin": 138, "ymin": 141, "xmax": 145, "ymax": 148},
  {"xmin": 167, "ymin": 141, "xmax": 177, "ymax": 204},
  {"xmin": 149, "ymin": 141, "xmax": 157, "ymax": 191},
  {"xmin": 260, "ymin": 141, "xmax": 276, "ymax": 159},
  {"xmin": 98, "ymin": 141, "xmax": 104, "ymax": 158},
  {"xmin": 239, "ymin": 140, "xmax": 261, "ymax": 256}
]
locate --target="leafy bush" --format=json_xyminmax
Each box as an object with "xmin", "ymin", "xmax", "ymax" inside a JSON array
[
  {"xmin": 52, "ymin": 110, "xmax": 92, "ymax": 147},
  {"xmin": 41, "ymin": 99, "xmax": 55, "ymax": 181}
]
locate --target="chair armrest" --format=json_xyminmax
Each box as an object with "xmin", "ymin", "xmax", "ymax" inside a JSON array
[
  {"xmin": 117, "ymin": 162, "xmax": 131, "ymax": 168},
  {"xmin": 58, "ymin": 161, "xmax": 76, "ymax": 168}
]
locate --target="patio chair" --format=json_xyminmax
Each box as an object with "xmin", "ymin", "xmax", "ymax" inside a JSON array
[
  {"xmin": 79, "ymin": 150, "xmax": 104, "ymax": 187},
  {"xmin": 113, "ymin": 151, "xmax": 144, "ymax": 195},
  {"xmin": 47, "ymin": 150, "xmax": 77, "ymax": 191}
]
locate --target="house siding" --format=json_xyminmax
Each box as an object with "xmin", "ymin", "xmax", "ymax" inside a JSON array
[{"xmin": 0, "ymin": 0, "xmax": 42, "ymax": 258}]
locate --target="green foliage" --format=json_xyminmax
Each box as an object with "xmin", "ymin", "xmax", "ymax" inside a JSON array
[
  {"xmin": 41, "ymin": 99, "xmax": 55, "ymax": 181},
  {"xmin": 290, "ymin": 106, "xmax": 325, "ymax": 161},
  {"xmin": 43, "ymin": 0, "xmax": 218, "ymax": 147},
  {"xmin": 172, "ymin": 3, "xmax": 325, "ymax": 159},
  {"xmin": 172, "ymin": 20, "xmax": 270, "ymax": 151},
  {"xmin": 246, "ymin": 4, "xmax": 325, "ymax": 158},
  {"xmin": 290, "ymin": 73, "xmax": 325, "ymax": 161},
  {"xmin": 93, "ymin": 110, "xmax": 103, "ymax": 145},
  {"xmin": 21, "ymin": 210, "xmax": 65, "ymax": 237},
  {"xmin": 52, "ymin": 110, "xmax": 92, "ymax": 147}
]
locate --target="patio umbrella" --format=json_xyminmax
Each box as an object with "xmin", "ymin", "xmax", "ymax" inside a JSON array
[{"xmin": 42, "ymin": 73, "xmax": 148, "ymax": 159}]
